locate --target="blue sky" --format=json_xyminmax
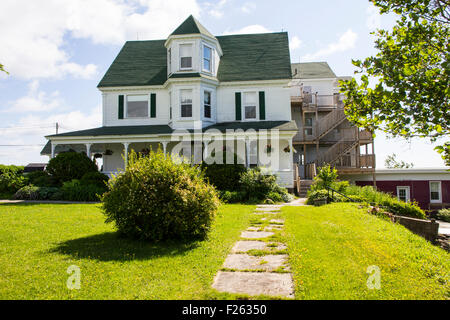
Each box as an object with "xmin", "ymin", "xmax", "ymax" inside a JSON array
[{"xmin": 0, "ymin": 0, "xmax": 447, "ymax": 167}]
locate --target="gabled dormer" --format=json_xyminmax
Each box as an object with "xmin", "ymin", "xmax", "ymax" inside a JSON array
[{"xmin": 165, "ymin": 15, "xmax": 222, "ymax": 78}]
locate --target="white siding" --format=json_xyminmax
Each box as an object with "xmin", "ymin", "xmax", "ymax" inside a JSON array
[{"xmin": 216, "ymin": 83, "xmax": 291, "ymax": 123}]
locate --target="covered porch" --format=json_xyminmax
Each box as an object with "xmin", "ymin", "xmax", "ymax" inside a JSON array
[{"xmin": 41, "ymin": 122, "xmax": 298, "ymax": 188}]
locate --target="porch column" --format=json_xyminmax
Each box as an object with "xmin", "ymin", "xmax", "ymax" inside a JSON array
[
  {"xmin": 245, "ymin": 139, "xmax": 250, "ymax": 168},
  {"xmin": 289, "ymin": 139, "xmax": 293, "ymax": 170},
  {"xmin": 162, "ymin": 141, "xmax": 168, "ymax": 155},
  {"xmin": 203, "ymin": 140, "xmax": 209, "ymax": 160},
  {"xmin": 51, "ymin": 142, "xmax": 56, "ymax": 159},
  {"xmin": 85, "ymin": 143, "xmax": 92, "ymax": 159},
  {"xmin": 123, "ymin": 142, "xmax": 129, "ymax": 168}
]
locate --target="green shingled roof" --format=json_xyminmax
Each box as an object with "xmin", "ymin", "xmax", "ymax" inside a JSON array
[
  {"xmin": 291, "ymin": 62, "xmax": 336, "ymax": 79},
  {"xmin": 171, "ymin": 15, "xmax": 216, "ymax": 39},
  {"xmin": 97, "ymin": 32, "xmax": 292, "ymax": 87}
]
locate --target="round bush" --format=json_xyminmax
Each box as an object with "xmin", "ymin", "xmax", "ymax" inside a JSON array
[
  {"xmin": 47, "ymin": 152, "xmax": 98, "ymax": 183},
  {"xmin": 27, "ymin": 171, "xmax": 60, "ymax": 187},
  {"xmin": 80, "ymin": 172, "xmax": 109, "ymax": 189},
  {"xmin": 13, "ymin": 185, "xmax": 40, "ymax": 200},
  {"xmin": 101, "ymin": 150, "xmax": 220, "ymax": 241}
]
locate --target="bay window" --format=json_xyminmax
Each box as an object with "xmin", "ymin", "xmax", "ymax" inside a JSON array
[
  {"xmin": 180, "ymin": 44, "xmax": 193, "ymax": 69},
  {"xmin": 204, "ymin": 91, "xmax": 211, "ymax": 118},
  {"xmin": 180, "ymin": 89, "xmax": 193, "ymax": 118},
  {"xmin": 203, "ymin": 45, "xmax": 212, "ymax": 72}
]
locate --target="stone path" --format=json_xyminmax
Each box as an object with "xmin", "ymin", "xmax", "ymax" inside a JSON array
[{"xmin": 212, "ymin": 202, "xmax": 302, "ymax": 298}]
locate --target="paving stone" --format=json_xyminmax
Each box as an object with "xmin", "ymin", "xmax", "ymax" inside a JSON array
[
  {"xmin": 257, "ymin": 204, "xmax": 283, "ymax": 208},
  {"xmin": 270, "ymin": 219, "xmax": 285, "ymax": 224},
  {"xmin": 253, "ymin": 211, "xmax": 279, "ymax": 215},
  {"xmin": 241, "ymin": 231, "xmax": 274, "ymax": 239},
  {"xmin": 267, "ymin": 243, "xmax": 287, "ymax": 251},
  {"xmin": 231, "ymin": 241, "xmax": 267, "ymax": 253},
  {"xmin": 255, "ymin": 207, "xmax": 281, "ymax": 212},
  {"xmin": 223, "ymin": 254, "xmax": 288, "ymax": 271},
  {"xmin": 246, "ymin": 226, "xmax": 261, "ymax": 231},
  {"xmin": 264, "ymin": 225, "xmax": 283, "ymax": 231},
  {"xmin": 212, "ymin": 271, "xmax": 294, "ymax": 298}
]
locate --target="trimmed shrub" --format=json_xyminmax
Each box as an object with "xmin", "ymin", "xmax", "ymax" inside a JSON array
[
  {"xmin": 306, "ymin": 190, "xmax": 331, "ymax": 205},
  {"xmin": 60, "ymin": 179, "xmax": 104, "ymax": 202},
  {"xmin": 101, "ymin": 150, "xmax": 220, "ymax": 242},
  {"xmin": 27, "ymin": 171, "xmax": 60, "ymax": 187},
  {"xmin": 37, "ymin": 187, "xmax": 60, "ymax": 200},
  {"xmin": 47, "ymin": 152, "xmax": 98, "ymax": 183},
  {"xmin": 437, "ymin": 209, "xmax": 450, "ymax": 222},
  {"xmin": 266, "ymin": 192, "xmax": 283, "ymax": 203},
  {"xmin": 0, "ymin": 171, "xmax": 27, "ymax": 194},
  {"xmin": 80, "ymin": 172, "xmax": 109, "ymax": 189},
  {"xmin": 13, "ymin": 185, "xmax": 40, "ymax": 200},
  {"xmin": 201, "ymin": 152, "xmax": 247, "ymax": 191},
  {"xmin": 345, "ymin": 185, "xmax": 426, "ymax": 219},
  {"xmin": 239, "ymin": 168, "xmax": 278, "ymax": 200},
  {"xmin": 220, "ymin": 190, "xmax": 246, "ymax": 203},
  {"xmin": 0, "ymin": 165, "xmax": 24, "ymax": 175}
]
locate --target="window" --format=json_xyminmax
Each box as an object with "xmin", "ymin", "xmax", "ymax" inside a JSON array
[
  {"xmin": 243, "ymin": 92, "xmax": 257, "ymax": 120},
  {"xmin": 203, "ymin": 45, "xmax": 212, "ymax": 72},
  {"xmin": 126, "ymin": 95, "xmax": 148, "ymax": 118},
  {"xmin": 169, "ymin": 91, "xmax": 172, "ymax": 120},
  {"xmin": 180, "ymin": 89, "xmax": 192, "ymax": 118},
  {"xmin": 168, "ymin": 48, "xmax": 172, "ymax": 73},
  {"xmin": 204, "ymin": 91, "xmax": 211, "ymax": 118},
  {"xmin": 430, "ymin": 181, "xmax": 442, "ymax": 203},
  {"xmin": 397, "ymin": 186, "xmax": 410, "ymax": 203},
  {"xmin": 180, "ymin": 44, "xmax": 193, "ymax": 69}
]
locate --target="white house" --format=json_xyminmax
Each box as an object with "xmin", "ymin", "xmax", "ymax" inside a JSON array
[{"xmin": 41, "ymin": 16, "xmax": 298, "ymax": 188}]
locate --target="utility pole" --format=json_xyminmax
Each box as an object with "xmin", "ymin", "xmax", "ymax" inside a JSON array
[{"xmin": 56, "ymin": 122, "xmax": 59, "ymax": 135}]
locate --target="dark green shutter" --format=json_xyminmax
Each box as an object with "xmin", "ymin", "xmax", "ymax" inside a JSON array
[
  {"xmin": 118, "ymin": 95, "xmax": 124, "ymax": 119},
  {"xmin": 150, "ymin": 93, "xmax": 156, "ymax": 118},
  {"xmin": 259, "ymin": 91, "xmax": 266, "ymax": 120},
  {"xmin": 235, "ymin": 92, "xmax": 242, "ymax": 121}
]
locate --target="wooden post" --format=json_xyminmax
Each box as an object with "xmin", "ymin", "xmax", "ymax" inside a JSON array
[{"xmin": 123, "ymin": 142, "xmax": 129, "ymax": 168}]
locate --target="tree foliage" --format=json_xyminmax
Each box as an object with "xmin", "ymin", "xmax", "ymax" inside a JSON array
[
  {"xmin": 340, "ymin": 0, "xmax": 449, "ymax": 164},
  {"xmin": 384, "ymin": 153, "xmax": 414, "ymax": 168}
]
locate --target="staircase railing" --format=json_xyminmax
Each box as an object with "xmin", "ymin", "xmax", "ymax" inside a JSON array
[
  {"xmin": 317, "ymin": 108, "xmax": 347, "ymax": 139},
  {"xmin": 316, "ymin": 139, "xmax": 358, "ymax": 166}
]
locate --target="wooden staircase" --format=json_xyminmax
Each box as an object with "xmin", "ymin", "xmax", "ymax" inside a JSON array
[
  {"xmin": 317, "ymin": 108, "xmax": 347, "ymax": 140},
  {"xmin": 316, "ymin": 138, "xmax": 359, "ymax": 166}
]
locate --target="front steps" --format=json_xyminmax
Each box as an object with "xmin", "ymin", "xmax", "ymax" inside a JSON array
[{"xmin": 298, "ymin": 179, "xmax": 313, "ymax": 198}]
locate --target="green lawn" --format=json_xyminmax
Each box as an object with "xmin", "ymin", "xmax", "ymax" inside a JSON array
[
  {"xmin": 0, "ymin": 203, "xmax": 255, "ymax": 299},
  {"xmin": 1, "ymin": 202, "xmax": 449, "ymax": 300},
  {"xmin": 281, "ymin": 203, "xmax": 449, "ymax": 300}
]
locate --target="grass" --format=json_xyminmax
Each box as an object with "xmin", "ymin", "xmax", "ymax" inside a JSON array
[
  {"xmin": 281, "ymin": 203, "xmax": 450, "ymax": 300},
  {"xmin": 0, "ymin": 203, "xmax": 255, "ymax": 299}
]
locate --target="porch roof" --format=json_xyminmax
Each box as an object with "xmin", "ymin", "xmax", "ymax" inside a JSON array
[{"xmin": 41, "ymin": 121, "xmax": 297, "ymax": 155}]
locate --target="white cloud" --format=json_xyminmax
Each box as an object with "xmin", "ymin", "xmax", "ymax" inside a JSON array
[
  {"xmin": 209, "ymin": 9, "xmax": 224, "ymax": 18},
  {"xmin": 0, "ymin": 105, "xmax": 102, "ymax": 165},
  {"xmin": 301, "ymin": 29, "xmax": 358, "ymax": 61},
  {"xmin": 241, "ymin": 2, "xmax": 256, "ymax": 14},
  {"xmin": 0, "ymin": 0, "xmax": 200, "ymax": 80},
  {"xmin": 223, "ymin": 25, "xmax": 272, "ymax": 35},
  {"xmin": 366, "ymin": 4, "xmax": 381, "ymax": 30},
  {"xmin": 3, "ymin": 80, "xmax": 64, "ymax": 113},
  {"xmin": 290, "ymin": 36, "xmax": 302, "ymax": 51}
]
